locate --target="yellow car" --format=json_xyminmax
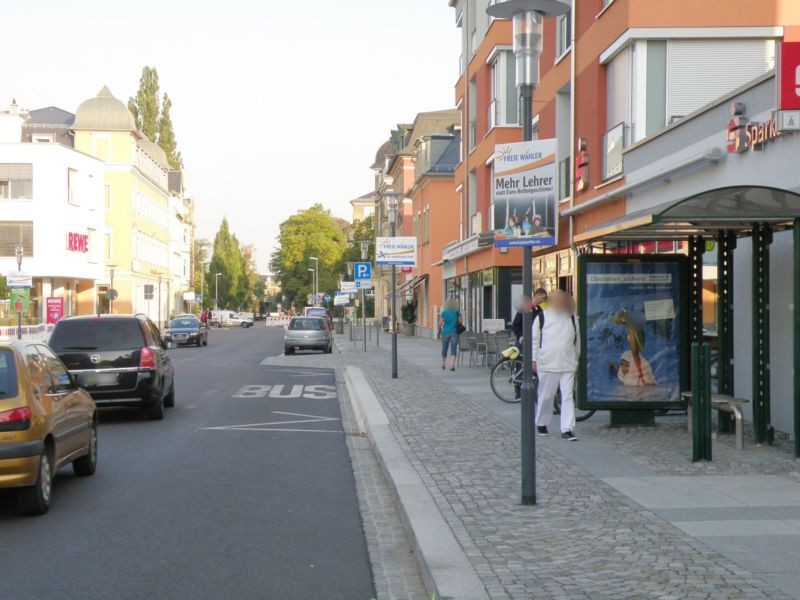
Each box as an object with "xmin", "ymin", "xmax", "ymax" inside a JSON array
[{"xmin": 0, "ymin": 342, "xmax": 97, "ymax": 515}]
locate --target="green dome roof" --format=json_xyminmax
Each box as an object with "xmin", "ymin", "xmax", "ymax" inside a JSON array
[{"xmin": 73, "ymin": 86, "xmax": 136, "ymax": 132}]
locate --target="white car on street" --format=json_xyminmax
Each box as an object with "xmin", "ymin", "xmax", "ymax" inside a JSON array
[{"xmin": 210, "ymin": 310, "xmax": 254, "ymax": 328}]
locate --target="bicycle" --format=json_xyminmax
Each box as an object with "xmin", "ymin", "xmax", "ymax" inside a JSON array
[{"xmin": 489, "ymin": 346, "xmax": 596, "ymax": 422}]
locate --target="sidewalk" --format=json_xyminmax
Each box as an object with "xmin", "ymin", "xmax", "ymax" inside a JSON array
[{"xmin": 269, "ymin": 331, "xmax": 800, "ymax": 599}]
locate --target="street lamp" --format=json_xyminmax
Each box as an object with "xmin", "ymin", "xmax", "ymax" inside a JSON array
[
  {"xmin": 487, "ymin": 0, "xmax": 570, "ymax": 507},
  {"xmin": 14, "ymin": 245, "xmax": 23, "ymax": 340},
  {"xmin": 214, "ymin": 273, "xmax": 222, "ymax": 310},
  {"xmin": 307, "ymin": 268, "xmax": 316, "ymax": 306},
  {"xmin": 309, "ymin": 257, "xmax": 319, "ymax": 305}
]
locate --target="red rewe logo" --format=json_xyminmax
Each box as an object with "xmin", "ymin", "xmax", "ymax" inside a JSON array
[{"xmin": 67, "ymin": 232, "xmax": 89, "ymax": 253}]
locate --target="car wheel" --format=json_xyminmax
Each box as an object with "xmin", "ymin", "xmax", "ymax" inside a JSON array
[
  {"xmin": 145, "ymin": 395, "xmax": 165, "ymax": 420},
  {"xmin": 72, "ymin": 421, "xmax": 98, "ymax": 477},
  {"xmin": 285, "ymin": 346, "xmax": 294, "ymax": 355},
  {"xmin": 196, "ymin": 337, "xmax": 202, "ymax": 347},
  {"xmin": 164, "ymin": 383, "xmax": 176, "ymax": 408},
  {"xmin": 18, "ymin": 447, "xmax": 52, "ymax": 516}
]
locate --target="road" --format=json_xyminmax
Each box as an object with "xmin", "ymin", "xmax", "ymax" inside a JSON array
[{"xmin": 0, "ymin": 326, "xmax": 376, "ymax": 600}]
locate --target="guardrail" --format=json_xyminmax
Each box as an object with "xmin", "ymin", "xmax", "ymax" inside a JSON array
[
  {"xmin": 264, "ymin": 316, "xmax": 291, "ymax": 328},
  {"xmin": 0, "ymin": 322, "xmax": 53, "ymax": 342}
]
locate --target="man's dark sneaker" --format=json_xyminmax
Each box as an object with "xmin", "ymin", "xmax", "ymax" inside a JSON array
[
  {"xmin": 561, "ymin": 430, "xmax": 578, "ymax": 441},
  {"xmin": 536, "ymin": 426, "xmax": 548, "ymax": 435}
]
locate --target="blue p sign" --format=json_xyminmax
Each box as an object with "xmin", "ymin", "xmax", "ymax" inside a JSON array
[{"xmin": 354, "ymin": 262, "xmax": 372, "ymax": 280}]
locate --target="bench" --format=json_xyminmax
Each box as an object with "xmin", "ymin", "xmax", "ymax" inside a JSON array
[{"xmin": 681, "ymin": 392, "xmax": 749, "ymax": 451}]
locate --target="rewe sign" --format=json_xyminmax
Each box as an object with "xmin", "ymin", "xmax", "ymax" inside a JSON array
[{"xmin": 66, "ymin": 232, "xmax": 89, "ymax": 253}]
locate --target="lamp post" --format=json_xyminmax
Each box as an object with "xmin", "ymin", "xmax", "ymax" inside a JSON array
[
  {"xmin": 309, "ymin": 257, "xmax": 319, "ymax": 305},
  {"xmin": 14, "ymin": 244, "xmax": 23, "ymax": 340},
  {"xmin": 487, "ymin": 0, "xmax": 570, "ymax": 507},
  {"xmin": 384, "ymin": 191, "xmax": 410, "ymax": 379},
  {"xmin": 307, "ymin": 268, "xmax": 316, "ymax": 306},
  {"xmin": 214, "ymin": 272, "xmax": 222, "ymax": 310},
  {"xmin": 360, "ymin": 240, "xmax": 370, "ymax": 352}
]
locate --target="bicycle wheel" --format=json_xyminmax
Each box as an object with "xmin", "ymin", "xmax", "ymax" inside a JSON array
[
  {"xmin": 490, "ymin": 358, "xmax": 522, "ymax": 404},
  {"xmin": 553, "ymin": 388, "xmax": 596, "ymax": 422}
]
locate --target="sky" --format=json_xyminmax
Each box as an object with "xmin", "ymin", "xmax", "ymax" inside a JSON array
[{"xmin": 3, "ymin": 0, "xmax": 460, "ymax": 272}]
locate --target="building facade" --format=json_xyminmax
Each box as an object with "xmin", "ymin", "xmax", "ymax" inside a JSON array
[
  {"xmin": 0, "ymin": 104, "xmax": 105, "ymax": 330},
  {"xmin": 73, "ymin": 86, "xmax": 173, "ymax": 326}
]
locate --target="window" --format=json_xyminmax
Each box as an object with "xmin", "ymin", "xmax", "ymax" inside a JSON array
[
  {"xmin": 67, "ymin": 169, "xmax": 79, "ymax": 206},
  {"xmin": 104, "ymin": 233, "xmax": 112, "ymax": 260},
  {"xmin": 489, "ymin": 52, "xmax": 518, "ymax": 129},
  {"xmin": 468, "ymin": 77, "xmax": 477, "ymax": 150},
  {"xmin": 104, "ymin": 185, "xmax": 112, "ymax": 210},
  {"xmin": 468, "ymin": 170, "xmax": 477, "ymax": 235},
  {"xmin": 556, "ymin": 11, "xmax": 572, "ymax": 57},
  {"xmin": 36, "ymin": 345, "xmax": 74, "ymax": 394},
  {"xmin": 0, "ymin": 163, "xmax": 33, "ymax": 200},
  {"xmin": 0, "ymin": 221, "xmax": 33, "ymax": 257},
  {"xmin": 603, "ymin": 123, "xmax": 625, "ymax": 180}
]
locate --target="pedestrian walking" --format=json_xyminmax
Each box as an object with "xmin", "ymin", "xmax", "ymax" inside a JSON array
[
  {"xmin": 510, "ymin": 288, "xmax": 547, "ymax": 346},
  {"xmin": 199, "ymin": 308, "xmax": 208, "ymax": 326},
  {"xmin": 438, "ymin": 299, "xmax": 463, "ymax": 371},
  {"xmin": 532, "ymin": 290, "xmax": 580, "ymax": 441}
]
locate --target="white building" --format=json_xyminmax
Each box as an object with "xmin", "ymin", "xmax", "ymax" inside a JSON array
[
  {"xmin": 0, "ymin": 105, "xmax": 105, "ymax": 333},
  {"xmin": 168, "ymin": 171, "xmax": 195, "ymax": 315}
]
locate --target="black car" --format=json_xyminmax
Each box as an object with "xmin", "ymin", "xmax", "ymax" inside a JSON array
[
  {"xmin": 48, "ymin": 315, "xmax": 176, "ymax": 420},
  {"xmin": 164, "ymin": 317, "xmax": 208, "ymax": 347}
]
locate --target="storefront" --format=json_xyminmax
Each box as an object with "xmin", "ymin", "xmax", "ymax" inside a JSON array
[{"xmin": 569, "ymin": 70, "xmax": 800, "ymax": 441}]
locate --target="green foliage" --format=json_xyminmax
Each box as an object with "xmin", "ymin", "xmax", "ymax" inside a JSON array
[
  {"xmin": 128, "ymin": 66, "xmax": 184, "ymax": 169},
  {"xmin": 157, "ymin": 93, "xmax": 183, "ymax": 169},
  {"xmin": 401, "ymin": 298, "xmax": 417, "ymax": 324},
  {"xmin": 128, "ymin": 66, "xmax": 160, "ymax": 141},
  {"xmin": 0, "ymin": 276, "xmax": 7, "ymax": 299},
  {"xmin": 193, "ymin": 238, "xmax": 210, "ymax": 307},
  {"xmin": 207, "ymin": 219, "xmax": 245, "ymax": 310},
  {"xmin": 269, "ymin": 204, "xmax": 349, "ymax": 308}
]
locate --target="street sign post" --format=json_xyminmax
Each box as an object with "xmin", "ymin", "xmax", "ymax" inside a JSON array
[
  {"xmin": 354, "ymin": 262, "xmax": 372, "ymax": 280},
  {"xmin": 375, "ymin": 237, "xmax": 417, "ymax": 267},
  {"xmin": 340, "ymin": 281, "xmax": 357, "ymax": 293},
  {"xmin": 7, "ymin": 271, "xmax": 32, "ymax": 288},
  {"xmin": 356, "ymin": 280, "xmax": 372, "ymax": 289}
]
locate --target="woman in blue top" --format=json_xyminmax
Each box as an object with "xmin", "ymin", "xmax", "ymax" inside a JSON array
[{"xmin": 438, "ymin": 299, "xmax": 463, "ymax": 371}]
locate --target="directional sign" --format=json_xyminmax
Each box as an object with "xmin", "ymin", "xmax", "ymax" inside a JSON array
[
  {"xmin": 356, "ymin": 280, "xmax": 372, "ymax": 289},
  {"xmin": 340, "ymin": 281, "xmax": 357, "ymax": 293},
  {"xmin": 7, "ymin": 271, "xmax": 32, "ymax": 288},
  {"xmin": 334, "ymin": 294, "xmax": 349, "ymax": 306},
  {"xmin": 354, "ymin": 262, "xmax": 372, "ymax": 280}
]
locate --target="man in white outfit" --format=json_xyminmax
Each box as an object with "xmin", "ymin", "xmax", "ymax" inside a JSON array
[{"xmin": 532, "ymin": 290, "xmax": 580, "ymax": 441}]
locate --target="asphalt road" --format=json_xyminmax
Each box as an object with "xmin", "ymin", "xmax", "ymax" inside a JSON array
[{"xmin": 0, "ymin": 326, "xmax": 375, "ymax": 600}]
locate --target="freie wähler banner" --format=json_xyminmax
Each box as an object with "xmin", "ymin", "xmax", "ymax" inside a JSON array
[{"xmin": 492, "ymin": 139, "xmax": 557, "ymax": 248}]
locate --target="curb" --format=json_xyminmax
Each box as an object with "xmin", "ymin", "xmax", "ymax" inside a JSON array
[{"xmin": 343, "ymin": 365, "xmax": 490, "ymax": 600}]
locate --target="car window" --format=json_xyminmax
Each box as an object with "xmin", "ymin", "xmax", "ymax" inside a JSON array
[
  {"xmin": 146, "ymin": 320, "xmax": 163, "ymax": 346},
  {"xmin": 289, "ymin": 318, "xmax": 323, "ymax": 331},
  {"xmin": 35, "ymin": 345, "xmax": 74, "ymax": 394},
  {"xmin": 49, "ymin": 319, "xmax": 145, "ymax": 351},
  {"xmin": 22, "ymin": 345, "xmax": 48, "ymax": 386},
  {"xmin": 170, "ymin": 318, "xmax": 199, "ymax": 329},
  {"xmin": 0, "ymin": 349, "xmax": 19, "ymax": 399}
]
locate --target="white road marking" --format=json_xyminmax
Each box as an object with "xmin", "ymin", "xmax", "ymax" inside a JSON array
[
  {"xmin": 200, "ymin": 411, "xmax": 342, "ymax": 433},
  {"xmin": 230, "ymin": 384, "xmax": 337, "ymax": 400}
]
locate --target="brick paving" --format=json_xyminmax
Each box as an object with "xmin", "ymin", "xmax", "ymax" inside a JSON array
[
  {"xmin": 269, "ymin": 336, "xmax": 790, "ymax": 599},
  {"xmin": 337, "ymin": 375, "xmax": 428, "ymax": 599}
]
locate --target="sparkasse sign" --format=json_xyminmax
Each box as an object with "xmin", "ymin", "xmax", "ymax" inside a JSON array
[{"xmin": 727, "ymin": 102, "xmax": 780, "ymax": 154}]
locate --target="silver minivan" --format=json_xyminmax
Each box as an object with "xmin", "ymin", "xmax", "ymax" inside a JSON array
[{"xmin": 284, "ymin": 316, "xmax": 332, "ymax": 355}]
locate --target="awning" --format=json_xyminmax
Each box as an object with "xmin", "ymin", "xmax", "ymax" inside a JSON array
[
  {"xmin": 385, "ymin": 274, "xmax": 428, "ymax": 298},
  {"xmin": 575, "ymin": 186, "xmax": 800, "ymax": 244}
]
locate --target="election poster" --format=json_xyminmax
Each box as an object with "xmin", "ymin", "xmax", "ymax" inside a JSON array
[
  {"xmin": 576, "ymin": 255, "xmax": 688, "ymax": 410},
  {"xmin": 492, "ymin": 139, "xmax": 557, "ymax": 248}
]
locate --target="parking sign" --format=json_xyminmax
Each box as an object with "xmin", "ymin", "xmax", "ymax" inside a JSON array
[{"xmin": 354, "ymin": 262, "xmax": 372, "ymax": 280}]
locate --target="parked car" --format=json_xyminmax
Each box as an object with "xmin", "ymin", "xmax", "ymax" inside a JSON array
[
  {"xmin": 164, "ymin": 317, "xmax": 208, "ymax": 347},
  {"xmin": 209, "ymin": 310, "xmax": 254, "ymax": 328},
  {"xmin": 48, "ymin": 315, "xmax": 176, "ymax": 420},
  {"xmin": 0, "ymin": 342, "xmax": 97, "ymax": 515},
  {"xmin": 284, "ymin": 316, "xmax": 333, "ymax": 355}
]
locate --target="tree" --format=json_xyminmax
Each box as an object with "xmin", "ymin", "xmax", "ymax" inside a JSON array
[
  {"xmin": 338, "ymin": 215, "xmax": 375, "ymax": 316},
  {"xmin": 207, "ymin": 219, "xmax": 245, "ymax": 310},
  {"xmin": 128, "ymin": 66, "xmax": 184, "ymax": 168},
  {"xmin": 270, "ymin": 204, "xmax": 349, "ymax": 308},
  {"xmin": 240, "ymin": 244, "xmax": 262, "ymax": 310},
  {"xmin": 157, "ymin": 93, "xmax": 183, "ymax": 169},
  {"xmin": 193, "ymin": 238, "xmax": 210, "ymax": 307},
  {"xmin": 128, "ymin": 66, "xmax": 160, "ymax": 141}
]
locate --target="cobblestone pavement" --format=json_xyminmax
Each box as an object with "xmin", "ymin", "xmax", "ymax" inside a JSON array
[
  {"xmin": 268, "ymin": 339, "xmax": 789, "ymax": 599},
  {"xmin": 336, "ymin": 373, "xmax": 429, "ymax": 599}
]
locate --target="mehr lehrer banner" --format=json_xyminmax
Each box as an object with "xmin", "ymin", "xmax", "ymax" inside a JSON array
[{"xmin": 492, "ymin": 139, "xmax": 557, "ymax": 248}]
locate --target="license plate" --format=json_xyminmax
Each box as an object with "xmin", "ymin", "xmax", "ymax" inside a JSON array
[
  {"xmin": 175, "ymin": 334, "xmax": 187, "ymax": 341},
  {"xmin": 82, "ymin": 373, "xmax": 118, "ymax": 387}
]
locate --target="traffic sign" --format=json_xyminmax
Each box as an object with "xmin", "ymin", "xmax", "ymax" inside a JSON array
[
  {"xmin": 356, "ymin": 280, "xmax": 372, "ymax": 289},
  {"xmin": 7, "ymin": 271, "xmax": 32, "ymax": 288},
  {"xmin": 324, "ymin": 294, "xmax": 331, "ymax": 302},
  {"xmin": 354, "ymin": 262, "xmax": 372, "ymax": 280},
  {"xmin": 106, "ymin": 288, "xmax": 119, "ymax": 301},
  {"xmin": 340, "ymin": 281, "xmax": 357, "ymax": 293},
  {"xmin": 334, "ymin": 294, "xmax": 349, "ymax": 307}
]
